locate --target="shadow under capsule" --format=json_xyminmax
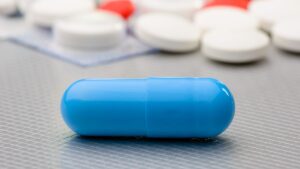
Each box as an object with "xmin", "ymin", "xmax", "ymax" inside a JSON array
[{"xmin": 58, "ymin": 135, "xmax": 236, "ymax": 168}]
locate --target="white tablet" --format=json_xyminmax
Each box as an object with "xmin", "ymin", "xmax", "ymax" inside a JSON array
[
  {"xmin": 194, "ymin": 6, "xmax": 259, "ymax": 32},
  {"xmin": 202, "ymin": 29, "xmax": 270, "ymax": 63},
  {"xmin": 54, "ymin": 11, "xmax": 126, "ymax": 50},
  {"xmin": 138, "ymin": 0, "xmax": 201, "ymax": 19},
  {"xmin": 249, "ymin": 0, "xmax": 300, "ymax": 32},
  {"xmin": 135, "ymin": 13, "xmax": 201, "ymax": 52},
  {"xmin": 27, "ymin": 0, "xmax": 95, "ymax": 27},
  {"xmin": 272, "ymin": 19, "xmax": 300, "ymax": 53}
]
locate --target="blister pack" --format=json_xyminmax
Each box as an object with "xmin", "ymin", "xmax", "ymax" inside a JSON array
[{"xmin": 9, "ymin": 28, "xmax": 157, "ymax": 67}]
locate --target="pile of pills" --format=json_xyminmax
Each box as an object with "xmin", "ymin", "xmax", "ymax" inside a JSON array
[{"xmin": 0, "ymin": 0, "xmax": 299, "ymax": 63}]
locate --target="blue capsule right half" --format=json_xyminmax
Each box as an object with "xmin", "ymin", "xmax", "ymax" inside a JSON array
[{"xmin": 61, "ymin": 78, "xmax": 235, "ymax": 138}]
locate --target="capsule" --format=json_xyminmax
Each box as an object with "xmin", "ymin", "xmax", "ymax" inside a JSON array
[{"xmin": 61, "ymin": 78, "xmax": 235, "ymax": 138}]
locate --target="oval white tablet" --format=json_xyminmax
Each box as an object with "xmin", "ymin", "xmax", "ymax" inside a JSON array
[
  {"xmin": 249, "ymin": 0, "xmax": 300, "ymax": 32},
  {"xmin": 138, "ymin": 0, "xmax": 202, "ymax": 19},
  {"xmin": 27, "ymin": 0, "xmax": 95, "ymax": 27},
  {"xmin": 194, "ymin": 6, "xmax": 259, "ymax": 32},
  {"xmin": 135, "ymin": 13, "xmax": 201, "ymax": 52},
  {"xmin": 272, "ymin": 19, "xmax": 300, "ymax": 53},
  {"xmin": 54, "ymin": 11, "xmax": 126, "ymax": 50},
  {"xmin": 202, "ymin": 29, "xmax": 270, "ymax": 63},
  {"xmin": 0, "ymin": 0, "xmax": 16, "ymax": 15}
]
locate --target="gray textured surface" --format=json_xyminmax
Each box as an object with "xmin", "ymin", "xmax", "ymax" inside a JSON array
[{"xmin": 0, "ymin": 41, "xmax": 300, "ymax": 169}]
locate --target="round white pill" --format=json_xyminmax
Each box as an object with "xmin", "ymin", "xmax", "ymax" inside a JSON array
[
  {"xmin": 138, "ymin": 0, "xmax": 201, "ymax": 19},
  {"xmin": 135, "ymin": 13, "xmax": 201, "ymax": 52},
  {"xmin": 202, "ymin": 29, "xmax": 270, "ymax": 63},
  {"xmin": 0, "ymin": 0, "xmax": 16, "ymax": 15},
  {"xmin": 249, "ymin": 0, "xmax": 300, "ymax": 32},
  {"xmin": 272, "ymin": 20, "xmax": 300, "ymax": 53},
  {"xmin": 27, "ymin": 0, "xmax": 95, "ymax": 27},
  {"xmin": 54, "ymin": 11, "xmax": 126, "ymax": 50},
  {"xmin": 194, "ymin": 6, "xmax": 259, "ymax": 32}
]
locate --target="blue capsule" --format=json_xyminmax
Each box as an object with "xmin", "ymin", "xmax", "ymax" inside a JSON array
[{"xmin": 61, "ymin": 78, "xmax": 235, "ymax": 138}]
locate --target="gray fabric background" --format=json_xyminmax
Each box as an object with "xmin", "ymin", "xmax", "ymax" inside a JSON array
[{"xmin": 0, "ymin": 41, "xmax": 299, "ymax": 169}]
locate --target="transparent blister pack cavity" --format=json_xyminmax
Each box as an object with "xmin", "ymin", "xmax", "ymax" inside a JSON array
[{"xmin": 8, "ymin": 28, "xmax": 157, "ymax": 67}]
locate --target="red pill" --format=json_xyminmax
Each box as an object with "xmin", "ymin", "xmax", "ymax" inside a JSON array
[
  {"xmin": 203, "ymin": 0, "xmax": 250, "ymax": 10},
  {"xmin": 99, "ymin": 0, "xmax": 135, "ymax": 19}
]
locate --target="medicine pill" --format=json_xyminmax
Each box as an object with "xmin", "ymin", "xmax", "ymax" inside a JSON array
[
  {"xmin": 61, "ymin": 78, "xmax": 235, "ymax": 138},
  {"xmin": 135, "ymin": 13, "xmax": 201, "ymax": 52},
  {"xmin": 202, "ymin": 29, "xmax": 270, "ymax": 63},
  {"xmin": 98, "ymin": 0, "xmax": 135, "ymax": 19},
  {"xmin": 272, "ymin": 19, "xmax": 300, "ymax": 53},
  {"xmin": 54, "ymin": 11, "xmax": 125, "ymax": 50},
  {"xmin": 203, "ymin": 0, "xmax": 250, "ymax": 10},
  {"xmin": 138, "ymin": 0, "xmax": 201, "ymax": 19},
  {"xmin": 27, "ymin": 0, "xmax": 95, "ymax": 27},
  {"xmin": 249, "ymin": 0, "xmax": 300, "ymax": 32},
  {"xmin": 194, "ymin": 6, "xmax": 259, "ymax": 32}
]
